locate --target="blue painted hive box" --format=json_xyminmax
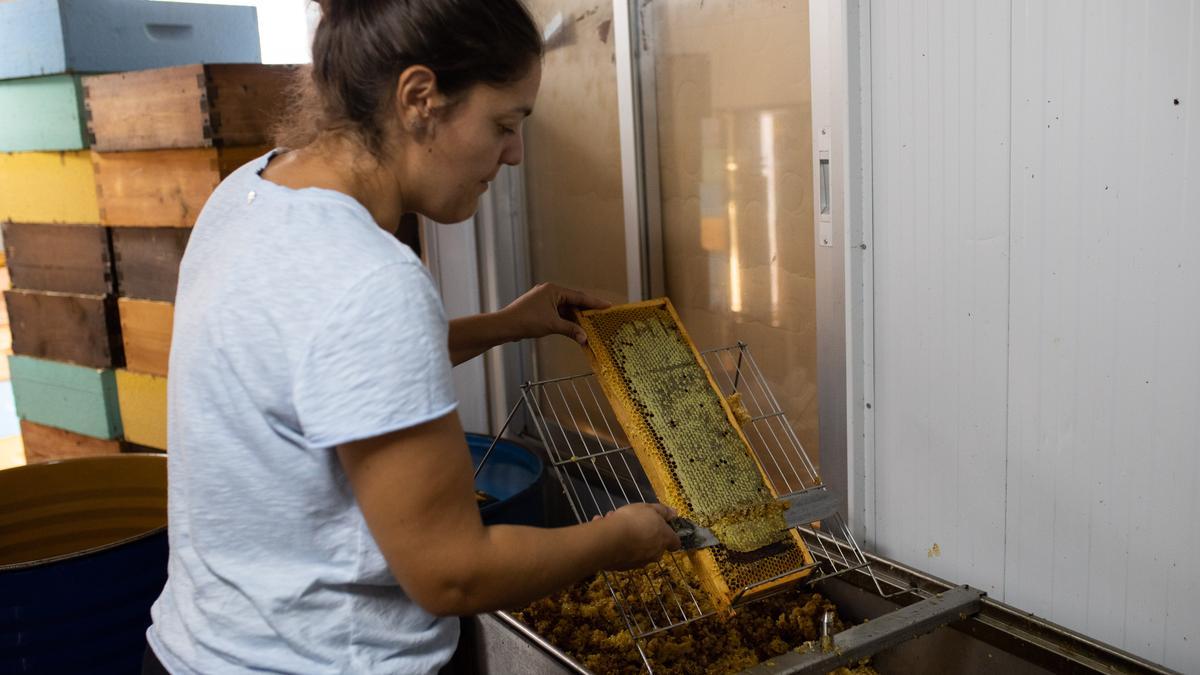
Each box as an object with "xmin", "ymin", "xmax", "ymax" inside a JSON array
[
  {"xmin": 0, "ymin": 75, "xmax": 87, "ymax": 152},
  {"xmin": 0, "ymin": 0, "xmax": 261, "ymax": 80},
  {"xmin": 9, "ymin": 355, "xmax": 122, "ymax": 440}
]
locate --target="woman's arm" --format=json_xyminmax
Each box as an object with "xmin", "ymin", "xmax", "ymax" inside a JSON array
[
  {"xmin": 448, "ymin": 283, "xmax": 610, "ymax": 365},
  {"xmin": 338, "ymin": 410, "xmax": 680, "ymax": 616},
  {"xmin": 447, "ymin": 312, "xmax": 520, "ymax": 366}
]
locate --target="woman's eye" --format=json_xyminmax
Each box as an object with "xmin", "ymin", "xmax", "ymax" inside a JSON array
[{"xmin": 498, "ymin": 124, "xmax": 517, "ymax": 135}]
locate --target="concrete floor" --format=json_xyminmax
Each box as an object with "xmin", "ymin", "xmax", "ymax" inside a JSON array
[{"xmin": 0, "ymin": 433, "xmax": 23, "ymax": 471}]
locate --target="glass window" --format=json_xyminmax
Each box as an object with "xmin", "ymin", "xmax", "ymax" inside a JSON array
[{"xmin": 651, "ymin": 1, "xmax": 821, "ymax": 467}]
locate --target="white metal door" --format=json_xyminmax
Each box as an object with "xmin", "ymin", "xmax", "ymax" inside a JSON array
[{"xmin": 859, "ymin": 1, "xmax": 1200, "ymax": 670}]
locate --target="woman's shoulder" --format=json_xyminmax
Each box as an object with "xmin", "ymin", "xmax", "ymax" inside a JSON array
[{"xmin": 188, "ymin": 153, "xmax": 425, "ymax": 303}]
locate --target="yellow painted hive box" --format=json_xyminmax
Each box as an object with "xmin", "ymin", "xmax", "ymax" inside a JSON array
[
  {"xmin": 116, "ymin": 369, "xmax": 167, "ymax": 451},
  {"xmin": 0, "ymin": 151, "xmax": 99, "ymax": 223}
]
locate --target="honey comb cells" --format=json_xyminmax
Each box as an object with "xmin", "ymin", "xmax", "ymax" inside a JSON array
[
  {"xmin": 577, "ymin": 299, "xmax": 814, "ymax": 607},
  {"xmin": 592, "ymin": 313, "xmax": 780, "ymax": 547}
]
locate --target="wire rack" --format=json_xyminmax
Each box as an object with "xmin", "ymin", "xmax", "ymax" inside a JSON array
[{"xmin": 485, "ymin": 342, "xmax": 896, "ymax": 668}]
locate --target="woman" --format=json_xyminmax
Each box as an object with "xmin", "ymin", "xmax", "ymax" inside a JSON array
[{"xmin": 144, "ymin": 1, "xmax": 681, "ymax": 672}]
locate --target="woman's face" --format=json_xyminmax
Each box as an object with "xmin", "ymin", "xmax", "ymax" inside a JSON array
[{"xmin": 404, "ymin": 62, "xmax": 542, "ymax": 224}]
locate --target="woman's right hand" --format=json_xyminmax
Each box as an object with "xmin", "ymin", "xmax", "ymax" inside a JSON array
[{"xmin": 598, "ymin": 503, "xmax": 683, "ymax": 571}]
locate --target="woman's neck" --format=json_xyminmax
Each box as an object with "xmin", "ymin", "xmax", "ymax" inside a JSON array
[{"xmin": 260, "ymin": 136, "xmax": 405, "ymax": 233}]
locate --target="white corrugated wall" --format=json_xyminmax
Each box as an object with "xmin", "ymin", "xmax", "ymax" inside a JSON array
[{"xmin": 866, "ymin": 1, "xmax": 1199, "ymax": 670}]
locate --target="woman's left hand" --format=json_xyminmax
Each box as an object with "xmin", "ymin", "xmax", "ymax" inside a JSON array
[{"xmin": 501, "ymin": 283, "xmax": 611, "ymax": 345}]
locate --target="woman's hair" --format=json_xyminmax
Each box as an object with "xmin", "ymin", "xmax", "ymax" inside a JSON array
[{"xmin": 277, "ymin": 0, "xmax": 543, "ymax": 156}]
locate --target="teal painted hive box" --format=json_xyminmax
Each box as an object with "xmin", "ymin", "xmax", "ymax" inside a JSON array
[
  {"xmin": 9, "ymin": 355, "xmax": 122, "ymax": 440},
  {"xmin": 0, "ymin": 75, "xmax": 87, "ymax": 152},
  {"xmin": 0, "ymin": 0, "xmax": 261, "ymax": 80}
]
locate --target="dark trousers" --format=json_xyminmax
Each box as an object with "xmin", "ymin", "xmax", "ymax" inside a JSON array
[{"xmin": 142, "ymin": 647, "xmax": 169, "ymax": 675}]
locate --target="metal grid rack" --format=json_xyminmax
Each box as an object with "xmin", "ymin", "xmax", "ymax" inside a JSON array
[{"xmin": 482, "ymin": 342, "xmax": 899, "ymax": 669}]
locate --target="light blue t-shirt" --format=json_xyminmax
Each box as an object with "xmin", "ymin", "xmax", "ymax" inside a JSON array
[{"xmin": 147, "ymin": 150, "xmax": 460, "ymax": 674}]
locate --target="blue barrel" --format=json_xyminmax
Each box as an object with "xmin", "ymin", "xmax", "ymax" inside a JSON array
[
  {"xmin": 0, "ymin": 454, "xmax": 168, "ymax": 674},
  {"xmin": 468, "ymin": 434, "xmax": 546, "ymax": 527}
]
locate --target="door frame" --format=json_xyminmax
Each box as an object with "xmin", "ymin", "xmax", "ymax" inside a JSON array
[
  {"xmin": 613, "ymin": 0, "xmax": 666, "ymax": 301},
  {"xmin": 811, "ymin": 0, "xmax": 876, "ymax": 546}
]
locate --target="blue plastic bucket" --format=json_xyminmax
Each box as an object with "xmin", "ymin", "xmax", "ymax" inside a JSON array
[
  {"xmin": 0, "ymin": 454, "xmax": 168, "ymax": 674},
  {"xmin": 467, "ymin": 434, "xmax": 546, "ymax": 527}
]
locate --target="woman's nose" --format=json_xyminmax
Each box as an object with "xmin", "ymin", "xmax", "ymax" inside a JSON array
[{"xmin": 501, "ymin": 132, "xmax": 524, "ymax": 166}]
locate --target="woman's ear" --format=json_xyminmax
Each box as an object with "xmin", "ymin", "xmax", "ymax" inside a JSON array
[{"xmin": 396, "ymin": 65, "xmax": 438, "ymax": 137}]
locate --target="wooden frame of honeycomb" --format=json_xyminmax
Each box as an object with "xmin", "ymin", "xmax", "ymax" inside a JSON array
[{"xmin": 577, "ymin": 298, "xmax": 815, "ymax": 609}]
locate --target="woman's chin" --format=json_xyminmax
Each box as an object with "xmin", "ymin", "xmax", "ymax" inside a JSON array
[{"xmin": 428, "ymin": 201, "xmax": 480, "ymax": 225}]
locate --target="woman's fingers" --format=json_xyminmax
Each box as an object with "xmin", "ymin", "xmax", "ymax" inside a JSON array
[
  {"xmin": 647, "ymin": 503, "xmax": 677, "ymax": 521},
  {"xmin": 504, "ymin": 282, "xmax": 612, "ymax": 343},
  {"xmin": 555, "ymin": 285, "xmax": 611, "ymax": 313},
  {"xmin": 550, "ymin": 317, "xmax": 588, "ymax": 344},
  {"xmin": 547, "ymin": 284, "xmax": 608, "ymax": 343}
]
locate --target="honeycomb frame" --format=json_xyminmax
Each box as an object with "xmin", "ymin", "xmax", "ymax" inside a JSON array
[{"xmin": 576, "ymin": 298, "xmax": 815, "ymax": 608}]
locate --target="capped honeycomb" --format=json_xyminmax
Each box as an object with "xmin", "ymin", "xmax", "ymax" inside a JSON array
[{"xmin": 577, "ymin": 298, "xmax": 814, "ymax": 608}]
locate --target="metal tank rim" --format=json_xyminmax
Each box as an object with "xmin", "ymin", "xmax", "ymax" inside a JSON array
[{"xmin": 0, "ymin": 452, "xmax": 168, "ymax": 572}]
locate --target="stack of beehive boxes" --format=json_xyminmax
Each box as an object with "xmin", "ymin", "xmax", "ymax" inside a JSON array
[
  {"xmin": 0, "ymin": 0, "xmax": 268, "ymax": 463},
  {"xmin": 0, "ymin": 70, "xmax": 130, "ymax": 462},
  {"xmin": 86, "ymin": 63, "xmax": 291, "ymax": 452}
]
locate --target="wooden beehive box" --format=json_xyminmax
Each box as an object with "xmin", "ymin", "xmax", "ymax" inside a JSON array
[
  {"xmin": 84, "ymin": 64, "xmax": 294, "ymax": 151},
  {"xmin": 93, "ymin": 145, "xmax": 267, "ymax": 227},
  {"xmin": 9, "ymin": 355, "xmax": 122, "ymax": 440},
  {"xmin": 0, "ymin": 150, "xmax": 99, "ymax": 223},
  {"xmin": 0, "ymin": 0, "xmax": 260, "ymax": 80},
  {"xmin": 116, "ymin": 369, "xmax": 167, "ymax": 451},
  {"xmin": 118, "ymin": 298, "xmax": 173, "ymax": 377},
  {"xmin": 21, "ymin": 419, "xmax": 126, "ymax": 463},
  {"xmin": 6, "ymin": 289, "xmax": 123, "ymax": 368},
  {"xmin": 2, "ymin": 222, "xmax": 113, "ymax": 295},
  {"xmin": 0, "ymin": 74, "xmax": 87, "ymax": 152},
  {"xmin": 111, "ymin": 227, "xmax": 191, "ymax": 301}
]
